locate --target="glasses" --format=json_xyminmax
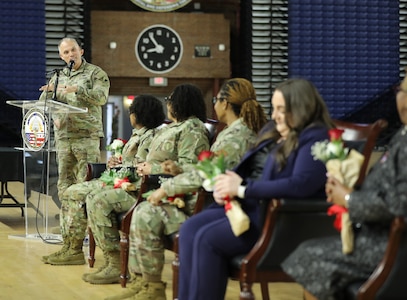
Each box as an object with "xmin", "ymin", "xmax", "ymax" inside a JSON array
[
  {"xmin": 164, "ymin": 95, "xmax": 172, "ymax": 102},
  {"xmin": 212, "ymin": 97, "xmax": 225, "ymax": 105}
]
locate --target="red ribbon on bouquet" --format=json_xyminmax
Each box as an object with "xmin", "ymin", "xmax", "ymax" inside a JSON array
[
  {"xmin": 327, "ymin": 204, "xmax": 348, "ymax": 231},
  {"xmin": 223, "ymin": 195, "xmax": 232, "ymax": 212}
]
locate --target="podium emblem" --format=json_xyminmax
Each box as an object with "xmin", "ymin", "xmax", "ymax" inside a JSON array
[{"xmin": 22, "ymin": 108, "xmax": 48, "ymax": 151}]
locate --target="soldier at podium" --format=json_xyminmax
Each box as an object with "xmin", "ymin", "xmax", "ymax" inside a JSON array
[{"xmin": 38, "ymin": 37, "xmax": 110, "ymax": 204}]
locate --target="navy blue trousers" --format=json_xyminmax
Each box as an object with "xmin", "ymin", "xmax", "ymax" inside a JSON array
[{"xmin": 178, "ymin": 204, "xmax": 259, "ymax": 300}]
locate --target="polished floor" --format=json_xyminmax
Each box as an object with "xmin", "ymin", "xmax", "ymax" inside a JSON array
[{"xmin": 0, "ymin": 182, "xmax": 303, "ymax": 300}]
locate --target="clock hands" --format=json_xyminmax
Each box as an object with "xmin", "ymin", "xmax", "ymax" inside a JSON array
[{"xmin": 148, "ymin": 32, "xmax": 164, "ymax": 54}]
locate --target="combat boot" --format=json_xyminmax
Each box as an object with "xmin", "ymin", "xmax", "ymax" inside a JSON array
[
  {"xmin": 82, "ymin": 251, "xmax": 110, "ymax": 282},
  {"xmin": 47, "ymin": 237, "xmax": 85, "ymax": 265},
  {"xmin": 133, "ymin": 281, "xmax": 166, "ymax": 300},
  {"xmin": 87, "ymin": 250, "xmax": 121, "ymax": 284},
  {"xmin": 104, "ymin": 274, "xmax": 145, "ymax": 300},
  {"xmin": 42, "ymin": 235, "xmax": 70, "ymax": 263}
]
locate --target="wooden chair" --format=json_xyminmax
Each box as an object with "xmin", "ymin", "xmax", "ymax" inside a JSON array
[
  {"xmin": 116, "ymin": 174, "xmax": 210, "ymax": 288},
  {"xmin": 171, "ymin": 118, "xmax": 388, "ymax": 300},
  {"xmin": 333, "ymin": 119, "xmax": 388, "ymax": 187},
  {"xmin": 85, "ymin": 162, "xmax": 106, "ymax": 268},
  {"xmin": 343, "ymin": 216, "xmax": 407, "ymax": 300}
]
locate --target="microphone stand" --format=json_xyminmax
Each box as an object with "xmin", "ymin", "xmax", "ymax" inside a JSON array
[{"xmin": 51, "ymin": 69, "xmax": 60, "ymax": 101}]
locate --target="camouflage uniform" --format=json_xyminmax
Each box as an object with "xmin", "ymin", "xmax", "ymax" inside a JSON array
[
  {"xmin": 128, "ymin": 118, "xmax": 257, "ymax": 282},
  {"xmin": 86, "ymin": 117, "xmax": 210, "ymax": 254},
  {"xmin": 59, "ymin": 127, "xmax": 155, "ymax": 240},
  {"xmin": 39, "ymin": 58, "xmax": 110, "ymax": 200}
]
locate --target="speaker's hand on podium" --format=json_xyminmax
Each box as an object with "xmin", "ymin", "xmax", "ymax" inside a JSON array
[{"xmin": 39, "ymin": 84, "xmax": 54, "ymax": 92}]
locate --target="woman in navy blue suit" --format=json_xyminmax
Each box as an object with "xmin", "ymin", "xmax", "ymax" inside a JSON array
[{"xmin": 177, "ymin": 78, "xmax": 335, "ymax": 300}]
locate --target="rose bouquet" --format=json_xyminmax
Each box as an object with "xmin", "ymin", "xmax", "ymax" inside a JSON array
[
  {"xmin": 99, "ymin": 167, "xmax": 135, "ymax": 189},
  {"xmin": 311, "ymin": 128, "xmax": 364, "ymax": 254},
  {"xmin": 106, "ymin": 138, "xmax": 127, "ymax": 159},
  {"xmin": 195, "ymin": 150, "xmax": 249, "ymax": 236},
  {"xmin": 195, "ymin": 150, "xmax": 226, "ymax": 192},
  {"xmin": 142, "ymin": 190, "xmax": 186, "ymax": 209}
]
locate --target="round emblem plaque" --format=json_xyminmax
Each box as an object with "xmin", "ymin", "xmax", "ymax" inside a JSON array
[
  {"xmin": 22, "ymin": 108, "xmax": 48, "ymax": 151},
  {"xmin": 129, "ymin": 0, "xmax": 192, "ymax": 12}
]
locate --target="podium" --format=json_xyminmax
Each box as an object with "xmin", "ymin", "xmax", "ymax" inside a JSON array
[{"xmin": 7, "ymin": 99, "xmax": 87, "ymax": 240}]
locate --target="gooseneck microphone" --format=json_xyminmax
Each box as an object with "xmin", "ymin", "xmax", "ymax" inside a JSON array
[{"xmin": 68, "ymin": 60, "xmax": 75, "ymax": 76}]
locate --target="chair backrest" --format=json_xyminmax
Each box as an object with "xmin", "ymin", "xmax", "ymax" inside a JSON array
[
  {"xmin": 333, "ymin": 119, "xmax": 388, "ymax": 187},
  {"xmin": 204, "ymin": 118, "xmax": 220, "ymax": 144},
  {"xmin": 85, "ymin": 162, "xmax": 107, "ymax": 181}
]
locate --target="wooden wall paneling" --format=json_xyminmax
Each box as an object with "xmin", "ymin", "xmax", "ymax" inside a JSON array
[{"xmin": 91, "ymin": 11, "xmax": 230, "ymax": 78}]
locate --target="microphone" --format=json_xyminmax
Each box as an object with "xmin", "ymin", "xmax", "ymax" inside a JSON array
[{"xmin": 68, "ymin": 60, "xmax": 75, "ymax": 76}]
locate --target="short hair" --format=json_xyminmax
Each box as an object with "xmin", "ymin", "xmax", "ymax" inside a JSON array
[
  {"xmin": 58, "ymin": 37, "xmax": 82, "ymax": 52},
  {"xmin": 130, "ymin": 95, "xmax": 165, "ymax": 129},
  {"xmin": 167, "ymin": 84, "xmax": 207, "ymax": 122}
]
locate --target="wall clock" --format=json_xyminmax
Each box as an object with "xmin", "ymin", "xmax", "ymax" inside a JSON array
[
  {"xmin": 129, "ymin": 0, "xmax": 192, "ymax": 12},
  {"xmin": 135, "ymin": 24, "xmax": 183, "ymax": 74}
]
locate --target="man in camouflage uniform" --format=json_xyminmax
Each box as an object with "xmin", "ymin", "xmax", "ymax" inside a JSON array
[{"xmin": 39, "ymin": 37, "xmax": 110, "ymax": 201}]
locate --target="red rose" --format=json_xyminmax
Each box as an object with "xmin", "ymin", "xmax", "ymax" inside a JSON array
[
  {"xmin": 198, "ymin": 150, "xmax": 214, "ymax": 161},
  {"xmin": 113, "ymin": 177, "xmax": 130, "ymax": 189},
  {"xmin": 328, "ymin": 128, "xmax": 345, "ymax": 141},
  {"xmin": 117, "ymin": 138, "xmax": 128, "ymax": 144}
]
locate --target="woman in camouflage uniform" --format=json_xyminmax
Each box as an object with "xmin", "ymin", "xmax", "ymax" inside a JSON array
[
  {"xmin": 106, "ymin": 78, "xmax": 268, "ymax": 300},
  {"xmin": 84, "ymin": 84, "xmax": 210, "ymax": 286},
  {"xmin": 42, "ymin": 95, "xmax": 165, "ymax": 266}
]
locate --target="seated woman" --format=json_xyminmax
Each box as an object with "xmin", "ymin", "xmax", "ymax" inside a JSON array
[
  {"xmin": 84, "ymin": 83, "xmax": 210, "ymax": 285},
  {"xmin": 281, "ymin": 74, "xmax": 407, "ymax": 300},
  {"xmin": 42, "ymin": 94, "xmax": 165, "ymax": 265},
  {"xmin": 105, "ymin": 78, "xmax": 268, "ymax": 300},
  {"xmin": 177, "ymin": 78, "xmax": 335, "ymax": 300}
]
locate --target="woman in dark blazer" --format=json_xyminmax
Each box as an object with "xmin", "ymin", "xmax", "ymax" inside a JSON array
[
  {"xmin": 281, "ymin": 73, "xmax": 407, "ymax": 300},
  {"xmin": 177, "ymin": 78, "xmax": 335, "ymax": 300}
]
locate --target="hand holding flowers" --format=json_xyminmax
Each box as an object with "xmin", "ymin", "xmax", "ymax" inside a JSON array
[
  {"xmin": 195, "ymin": 150, "xmax": 249, "ymax": 236},
  {"xmin": 311, "ymin": 128, "xmax": 364, "ymax": 254},
  {"xmin": 106, "ymin": 138, "xmax": 127, "ymax": 159},
  {"xmin": 99, "ymin": 167, "xmax": 135, "ymax": 189},
  {"xmin": 195, "ymin": 150, "xmax": 226, "ymax": 192}
]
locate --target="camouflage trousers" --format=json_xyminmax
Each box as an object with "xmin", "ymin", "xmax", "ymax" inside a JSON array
[
  {"xmin": 86, "ymin": 187, "xmax": 137, "ymax": 252},
  {"xmin": 59, "ymin": 179, "xmax": 105, "ymax": 239},
  {"xmin": 55, "ymin": 137, "xmax": 101, "ymax": 200},
  {"xmin": 128, "ymin": 201, "xmax": 188, "ymax": 278}
]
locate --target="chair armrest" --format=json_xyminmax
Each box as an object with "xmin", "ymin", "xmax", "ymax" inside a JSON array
[
  {"xmin": 137, "ymin": 174, "xmax": 174, "ymax": 200},
  {"xmin": 236, "ymin": 198, "xmax": 338, "ymax": 283},
  {"xmin": 86, "ymin": 163, "xmax": 106, "ymax": 181},
  {"xmin": 278, "ymin": 198, "xmax": 331, "ymax": 212},
  {"xmin": 119, "ymin": 174, "xmax": 174, "ymax": 234},
  {"xmin": 357, "ymin": 216, "xmax": 407, "ymax": 300}
]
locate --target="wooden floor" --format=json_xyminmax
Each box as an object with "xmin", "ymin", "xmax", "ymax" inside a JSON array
[{"xmin": 0, "ymin": 182, "xmax": 303, "ymax": 300}]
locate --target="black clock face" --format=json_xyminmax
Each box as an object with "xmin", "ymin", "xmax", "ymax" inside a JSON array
[{"xmin": 135, "ymin": 25, "xmax": 183, "ymax": 74}]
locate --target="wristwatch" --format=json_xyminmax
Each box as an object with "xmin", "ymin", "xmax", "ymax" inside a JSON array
[{"xmin": 344, "ymin": 194, "xmax": 351, "ymax": 208}]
